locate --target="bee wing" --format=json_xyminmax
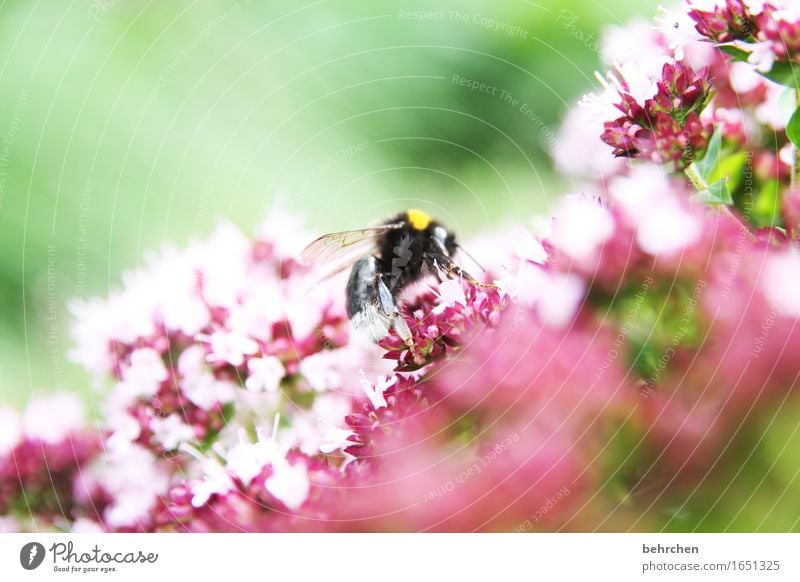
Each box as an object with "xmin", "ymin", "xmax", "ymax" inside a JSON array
[{"xmin": 300, "ymin": 224, "xmax": 403, "ymax": 266}]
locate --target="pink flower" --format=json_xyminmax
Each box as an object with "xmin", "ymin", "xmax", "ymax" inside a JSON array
[
  {"xmin": 600, "ymin": 61, "xmax": 713, "ymax": 168},
  {"xmin": 0, "ymin": 395, "xmax": 101, "ymax": 526},
  {"xmin": 688, "ymin": 0, "xmax": 757, "ymax": 43},
  {"xmin": 754, "ymin": 3, "xmax": 800, "ymax": 66}
]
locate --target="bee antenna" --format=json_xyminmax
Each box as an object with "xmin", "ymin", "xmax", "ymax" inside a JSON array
[{"xmin": 455, "ymin": 244, "xmax": 486, "ymax": 273}]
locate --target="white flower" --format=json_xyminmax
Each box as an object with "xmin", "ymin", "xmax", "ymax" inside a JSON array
[
  {"xmin": 101, "ymin": 442, "xmax": 169, "ymax": 528},
  {"xmin": 286, "ymin": 393, "xmax": 354, "ymax": 455},
  {"xmin": 609, "ymin": 165, "xmax": 675, "ymax": 224},
  {"xmin": 746, "ymin": 0, "xmax": 769, "ymax": 12},
  {"xmin": 68, "ymin": 298, "xmax": 116, "ymax": 377},
  {"xmin": 299, "ymin": 350, "xmax": 346, "ymax": 392},
  {"xmin": 608, "ymin": 164, "xmax": 701, "ymax": 256},
  {"xmin": 318, "ymin": 426, "xmax": 355, "ymax": 454},
  {"xmin": 729, "ymin": 61, "xmax": 764, "ymax": 93},
  {"xmin": 200, "ymin": 329, "xmax": 258, "ymax": 367},
  {"xmin": 175, "ymin": 345, "xmax": 234, "ymax": 409},
  {"xmin": 245, "ymin": 356, "xmax": 285, "ymax": 393},
  {"xmin": 162, "ymin": 293, "xmax": 210, "ymax": 337},
  {"xmin": 613, "ymin": 60, "xmax": 660, "ymax": 103},
  {"xmin": 549, "ymin": 195, "xmax": 615, "ymax": 263},
  {"xmin": 197, "ymin": 223, "xmax": 251, "ymax": 309},
  {"xmin": 150, "ymin": 246, "xmax": 210, "ymax": 336},
  {"xmin": 747, "ymin": 41, "xmax": 776, "ymax": 73},
  {"xmin": 432, "ymin": 279, "xmax": 467, "ymax": 314},
  {"xmin": 119, "ymin": 348, "xmax": 168, "ymax": 401},
  {"xmin": 265, "ymin": 459, "xmax": 309, "ymax": 510},
  {"xmin": 226, "ymin": 284, "xmax": 282, "ymax": 342},
  {"xmin": 755, "ymin": 82, "xmax": 795, "ymax": 130},
  {"xmin": 178, "ymin": 344, "xmax": 206, "ymax": 380},
  {"xmin": 553, "ymin": 106, "xmax": 626, "ymax": 178},
  {"xmin": 655, "ymin": 6, "xmax": 702, "ymax": 61},
  {"xmin": 495, "ymin": 261, "xmax": 541, "ymax": 304},
  {"xmin": 636, "ymin": 199, "xmax": 702, "ymax": 256},
  {"xmin": 501, "ymin": 263, "xmax": 584, "ymax": 328},
  {"xmin": 762, "ymin": 252, "xmax": 800, "ymax": 317},
  {"xmin": 282, "ymin": 274, "xmax": 340, "ymax": 340},
  {"xmin": 779, "ymin": 142, "xmax": 795, "ymax": 166},
  {"xmin": 189, "ymin": 375, "xmax": 236, "ymax": 410},
  {"xmin": 105, "ymin": 411, "xmax": 141, "ymax": 449},
  {"xmin": 360, "ymin": 373, "xmax": 396, "ymax": 410},
  {"xmin": 151, "ymin": 414, "xmax": 195, "ymax": 450},
  {"xmin": 257, "ymin": 211, "xmax": 310, "ymax": 260},
  {"xmin": 772, "ymin": 3, "xmax": 800, "ymax": 20},
  {"xmin": 191, "ymin": 459, "xmax": 235, "ymax": 508},
  {"xmin": 603, "ymin": 18, "xmax": 673, "ymax": 73},
  {"xmin": 70, "ymin": 518, "xmax": 104, "ymax": 533},
  {"xmin": 225, "ymin": 430, "xmax": 272, "ymax": 487},
  {"xmin": 514, "ymin": 228, "xmax": 548, "ymax": 265},
  {"xmin": 22, "ymin": 393, "xmax": 85, "ymax": 444},
  {"xmin": 687, "ymin": 0, "xmax": 727, "ymax": 10},
  {"xmin": 535, "ymin": 272, "xmax": 586, "ymax": 329},
  {"xmin": 0, "ymin": 516, "xmax": 20, "ymax": 533}
]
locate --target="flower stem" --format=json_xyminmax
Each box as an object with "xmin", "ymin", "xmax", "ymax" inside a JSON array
[{"xmin": 684, "ymin": 163, "xmax": 708, "ymax": 191}]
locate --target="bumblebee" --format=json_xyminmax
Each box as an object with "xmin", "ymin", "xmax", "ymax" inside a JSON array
[{"xmin": 301, "ymin": 209, "xmax": 481, "ymax": 348}]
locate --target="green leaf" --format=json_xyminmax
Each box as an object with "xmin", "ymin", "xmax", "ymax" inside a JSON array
[
  {"xmin": 718, "ymin": 44, "xmax": 800, "ymax": 88},
  {"xmin": 710, "ymin": 150, "xmax": 747, "ymax": 192},
  {"xmin": 692, "ymin": 178, "xmax": 733, "ymax": 205},
  {"xmin": 787, "ymin": 107, "xmax": 800, "ymax": 149},
  {"xmin": 718, "ymin": 44, "xmax": 750, "ymax": 62},
  {"xmin": 692, "ymin": 127, "xmax": 723, "ymax": 182},
  {"xmin": 760, "ymin": 61, "xmax": 800, "ymax": 89},
  {"xmin": 750, "ymin": 179, "xmax": 782, "ymax": 227}
]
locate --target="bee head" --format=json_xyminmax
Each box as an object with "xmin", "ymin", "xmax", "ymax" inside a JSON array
[{"xmin": 406, "ymin": 209, "xmax": 457, "ymax": 256}]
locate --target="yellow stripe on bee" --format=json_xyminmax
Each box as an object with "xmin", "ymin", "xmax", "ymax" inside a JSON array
[{"xmin": 407, "ymin": 208, "xmax": 431, "ymax": 230}]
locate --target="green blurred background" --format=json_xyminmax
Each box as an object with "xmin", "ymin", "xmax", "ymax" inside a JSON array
[{"xmin": 0, "ymin": 0, "xmax": 650, "ymax": 408}]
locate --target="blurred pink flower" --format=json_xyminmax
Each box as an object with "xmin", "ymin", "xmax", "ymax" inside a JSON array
[{"xmin": 0, "ymin": 394, "xmax": 101, "ymax": 528}]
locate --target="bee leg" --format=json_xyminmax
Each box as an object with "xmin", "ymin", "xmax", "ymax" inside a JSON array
[
  {"xmin": 424, "ymin": 252, "xmax": 494, "ymax": 288},
  {"xmin": 376, "ymin": 274, "xmax": 415, "ymax": 350}
]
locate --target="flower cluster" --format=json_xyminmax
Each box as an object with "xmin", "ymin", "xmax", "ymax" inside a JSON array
[
  {"xmin": 688, "ymin": 0, "xmax": 755, "ymax": 43},
  {"xmin": 0, "ymin": 394, "xmax": 101, "ymax": 531},
  {"xmin": 62, "ymin": 216, "xmax": 394, "ymax": 531},
  {"xmin": 687, "ymin": 1, "xmax": 800, "ymax": 71},
  {"xmin": 379, "ymin": 279, "xmax": 508, "ymax": 371},
  {"xmin": 559, "ymin": 0, "xmax": 800, "ymax": 229},
  {"xmin": 543, "ymin": 170, "xmax": 800, "ymax": 480},
  {"xmin": 600, "ymin": 61, "xmax": 712, "ymax": 168}
]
